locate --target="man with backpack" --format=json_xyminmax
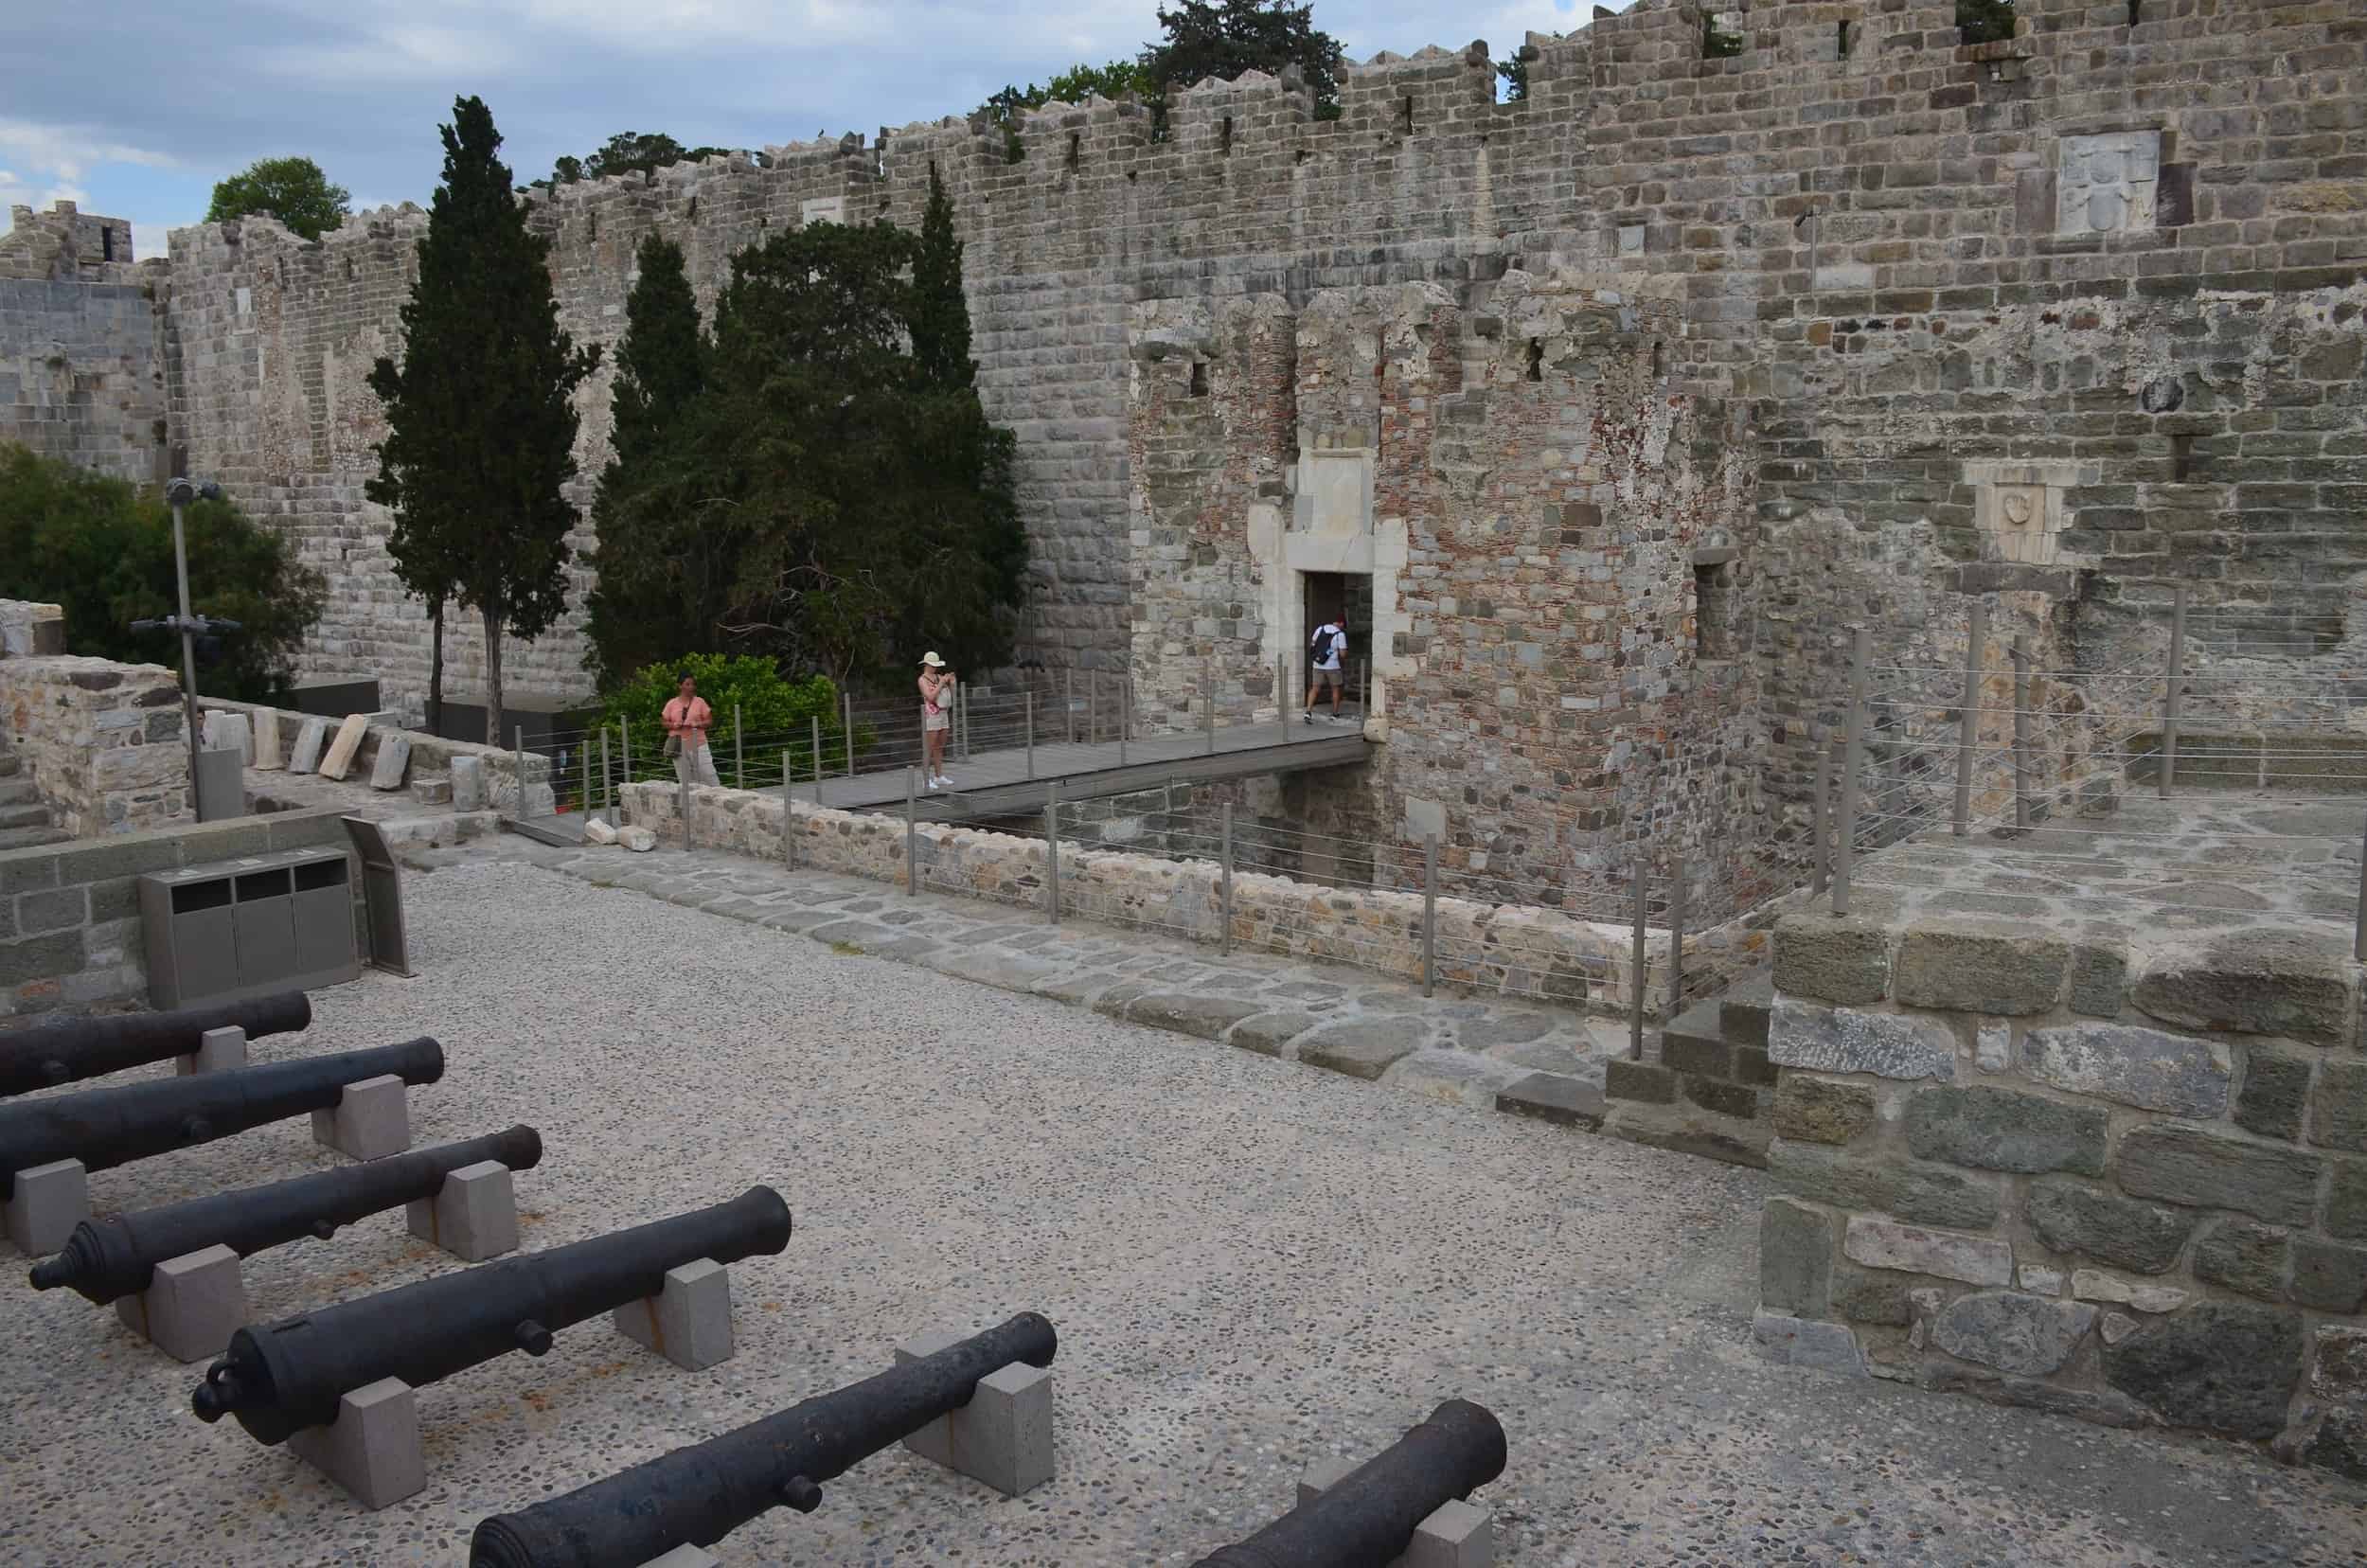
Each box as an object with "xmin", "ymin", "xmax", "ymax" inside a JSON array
[{"xmin": 1305, "ymin": 616, "xmax": 1348, "ymax": 723}]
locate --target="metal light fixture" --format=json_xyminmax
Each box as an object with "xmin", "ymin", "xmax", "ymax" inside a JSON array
[{"xmin": 130, "ymin": 477, "xmax": 240, "ymax": 820}]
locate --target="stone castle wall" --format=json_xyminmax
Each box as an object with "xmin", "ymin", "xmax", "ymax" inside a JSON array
[{"xmin": 2, "ymin": 204, "xmax": 169, "ymax": 486}]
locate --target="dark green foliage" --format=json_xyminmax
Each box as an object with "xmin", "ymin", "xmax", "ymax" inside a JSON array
[
  {"xmin": 910, "ymin": 163, "xmax": 976, "ymax": 392},
  {"xmin": 978, "ymin": 62, "xmax": 1149, "ymax": 163},
  {"xmin": 368, "ymin": 97, "xmax": 599, "ymax": 745},
  {"xmin": 0, "ymin": 443, "xmax": 325, "ymax": 700},
  {"xmin": 205, "ymin": 156, "xmax": 350, "ymax": 241},
  {"xmin": 1145, "ymin": 0, "xmax": 1344, "ymax": 119},
  {"xmin": 1957, "ymin": 0, "xmax": 2017, "ymax": 43},
  {"xmin": 584, "ymin": 235, "xmax": 707, "ymax": 686},
  {"xmin": 1702, "ymin": 12, "xmax": 1746, "ymax": 58},
  {"xmin": 596, "ymin": 653, "xmax": 854, "ymax": 779},
  {"xmin": 533, "ymin": 132, "xmax": 739, "ymax": 191},
  {"xmin": 1498, "ymin": 58, "xmax": 1529, "ymax": 102}
]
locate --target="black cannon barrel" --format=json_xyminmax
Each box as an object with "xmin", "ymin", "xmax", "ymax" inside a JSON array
[
  {"xmin": 1188, "ymin": 1399, "xmax": 1506, "ymax": 1568},
  {"xmin": 0, "ymin": 991, "xmax": 312, "ymax": 1098},
  {"xmin": 194, "ymin": 1185, "xmax": 793, "ymax": 1446},
  {"xmin": 30, "ymin": 1124, "xmax": 543, "ymax": 1304},
  {"xmin": 468, "ymin": 1311, "xmax": 1056, "ymax": 1568},
  {"xmin": 0, "ymin": 1038, "xmax": 444, "ymax": 1201}
]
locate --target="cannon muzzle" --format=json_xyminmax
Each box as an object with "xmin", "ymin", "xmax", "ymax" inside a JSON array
[
  {"xmin": 0, "ymin": 1038, "xmax": 444, "ymax": 1202},
  {"xmin": 30, "ymin": 1125, "xmax": 543, "ymax": 1303},
  {"xmin": 0, "ymin": 991, "xmax": 312, "ymax": 1097},
  {"xmin": 195, "ymin": 1185, "xmax": 793, "ymax": 1446},
  {"xmin": 1188, "ymin": 1399, "xmax": 1506, "ymax": 1568},
  {"xmin": 467, "ymin": 1311, "xmax": 1057, "ymax": 1568}
]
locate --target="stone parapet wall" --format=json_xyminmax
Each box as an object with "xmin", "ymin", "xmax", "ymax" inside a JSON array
[
  {"xmin": 201, "ymin": 698, "xmax": 553, "ymax": 814},
  {"xmin": 0, "ymin": 600, "xmax": 65, "ymax": 658},
  {"xmin": 0, "ymin": 656, "xmax": 188, "ymax": 836},
  {"xmin": 1758, "ymin": 907, "xmax": 2367, "ymax": 1479}
]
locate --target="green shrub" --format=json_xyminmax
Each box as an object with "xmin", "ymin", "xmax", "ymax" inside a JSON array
[{"xmin": 596, "ymin": 652, "xmax": 857, "ymax": 781}]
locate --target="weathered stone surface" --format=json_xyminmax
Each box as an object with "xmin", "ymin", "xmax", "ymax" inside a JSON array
[
  {"xmin": 410, "ymin": 773, "xmax": 453, "ymax": 806},
  {"xmin": 287, "ymin": 718, "xmax": 329, "ymax": 775},
  {"xmin": 1769, "ymin": 1001, "xmax": 1955, "ymax": 1082},
  {"xmin": 1228, "ymin": 1011, "xmax": 1317, "ymax": 1058},
  {"xmin": 2116, "ymin": 1126, "xmax": 2322, "ymax": 1226},
  {"xmin": 1752, "ymin": 1310, "xmax": 1867, "ymax": 1378},
  {"xmin": 368, "ymin": 736, "xmax": 413, "ymax": 792},
  {"xmin": 2071, "ymin": 1270, "xmax": 2188, "ymax": 1314},
  {"xmin": 1771, "ymin": 1075, "xmax": 1876, "ymax": 1145},
  {"xmin": 2312, "ymin": 1060, "xmax": 2367, "ymax": 1153},
  {"xmin": 200, "ymin": 709, "xmax": 252, "ymax": 765},
  {"xmin": 1904, "ymin": 1086, "xmax": 2107, "ymax": 1176},
  {"xmin": 1604, "ymin": 1059, "xmax": 1674, "ymax": 1104},
  {"xmin": 250, "ymin": 705, "xmax": 283, "ymax": 770},
  {"xmin": 2291, "ymin": 1239, "xmax": 2367, "ymax": 1313},
  {"xmin": 581, "ymin": 817, "xmax": 618, "ymax": 846},
  {"xmin": 1298, "ymin": 1018, "xmax": 1427, "ymax": 1080},
  {"xmin": 1842, "ymin": 1217, "xmax": 2013, "ymax": 1287},
  {"xmin": 2313, "ymin": 1326, "xmax": 2367, "ymax": 1400},
  {"xmin": 2234, "ymin": 1046, "xmax": 2313, "ymax": 1143},
  {"xmin": 2305, "ymin": 1409, "xmax": 2367, "ymax": 1484},
  {"xmin": 2101, "ymin": 1303, "xmax": 2305, "ymax": 1440},
  {"xmin": 2020, "ymin": 1022, "xmax": 2231, "ymax": 1119},
  {"xmin": 1894, "ymin": 925, "xmax": 2068, "ymax": 1016},
  {"xmin": 1771, "ymin": 916, "xmax": 1888, "ymax": 1006},
  {"xmin": 2067, "ymin": 943, "xmax": 2127, "ymax": 1019},
  {"xmin": 2018, "ymin": 1264, "xmax": 2065, "ymax": 1295},
  {"xmin": 317, "ymin": 713, "xmax": 370, "ymax": 781},
  {"xmin": 1125, "ymin": 992, "xmax": 1271, "ymax": 1041},
  {"xmin": 2129, "ymin": 930, "xmax": 2356, "ymax": 1049},
  {"xmin": 1932, "ymin": 1291, "xmax": 2097, "ymax": 1377},
  {"xmin": 2101, "ymin": 1312, "xmax": 2140, "ymax": 1345},
  {"xmin": 1972, "ymin": 1022, "xmax": 2010, "ymax": 1074},
  {"xmin": 450, "ymin": 755, "xmax": 487, "ymax": 811},
  {"xmin": 2329, "ymin": 1161, "xmax": 2367, "ymax": 1243},
  {"xmin": 1494, "ymin": 1073, "xmax": 1604, "ymax": 1130},
  {"xmin": 2194, "ymin": 1219, "xmax": 2288, "ymax": 1303},
  {"xmin": 1830, "ymin": 1268, "xmax": 1913, "ymax": 1326},
  {"xmin": 617, "ymin": 826, "xmax": 657, "ymax": 852},
  {"xmin": 1759, "ymin": 1198, "xmax": 1832, "ymax": 1317},
  {"xmin": 2024, "ymin": 1178, "xmax": 2193, "ymax": 1274},
  {"xmin": 1769, "ymin": 1140, "xmax": 1998, "ymax": 1230}
]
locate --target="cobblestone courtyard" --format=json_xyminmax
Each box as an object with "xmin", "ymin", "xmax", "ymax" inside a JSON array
[{"xmin": 5, "ymin": 851, "xmax": 2365, "ymax": 1565}]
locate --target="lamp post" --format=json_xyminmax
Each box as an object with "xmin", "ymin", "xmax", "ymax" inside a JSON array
[{"xmin": 133, "ymin": 477, "xmax": 233, "ymax": 819}]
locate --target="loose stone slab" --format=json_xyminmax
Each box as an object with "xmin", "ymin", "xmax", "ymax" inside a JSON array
[
  {"xmin": 317, "ymin": 713, "xmax": 371, "ymax": 781},
  {"xmin": 618, "ymin": 826, "xmax": 657, "ymax": 852},
  {"xmin": 201, "ymin": 710, "xmax": 253, "ymax": 766},
  {"xmin": 1932, "ymin": 1290, "xmax": 2098, "ymax": 1377},
  {"xmin": 1842, "ymin": 1216, "xmax": 2013, "ymax": 1286},
  {"xmin": 368, "ymin": 735, "xmax": 412, "ymax": 792},
  {"xmin": 450, "ymin": 755, "xmax": 487, "ymax": 811},
  {"xmin": 250, "ymin": 705, "xmax": 284, "ymax": 770},
  {"xmin": 1769, "ymin": 1000, "xmax": 1956, "ymax": 1082},
  {"xmin": 2116, "ymin": 1125, "xmax": 2322, "ymax": 1226},
  {"xmin": 2021, "ymin": 1022, "xmax": 2232, "ymax": 1118},
  {"xmin": 287, "ymin": 718, "xmax": 329, "ymax": 775},
  {"xmin": 1298, "ymin": 1018, "xmax": 1428, "ymax": 1080}
]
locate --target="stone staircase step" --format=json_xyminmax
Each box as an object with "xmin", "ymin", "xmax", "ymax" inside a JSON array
[
  {"xmin": 1719, "ymin": 973, "xmax": 1774, "ymax": 1048},
  {"xmin": 0, "ymin": 778, "xmax": 37, "ymax": 809},
  {"xmin": 0, "ymin": 802, "xmax": 52, "ymax": 831},
  {"xmin": 0, "ymin": 824, "xmax": 71, "ymax": 852},
  {"xmin": 1657, "ymin": 998, "xmax": 1735, "ymax": 1077},
  {"xmin": 0, "ymin": 751, "xmax": 19, "ymax": 777}
]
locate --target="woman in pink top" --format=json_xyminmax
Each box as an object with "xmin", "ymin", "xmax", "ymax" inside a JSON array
[{"xmin": 918, "ymin": 652, "xmax": 953, "ymax": 789}]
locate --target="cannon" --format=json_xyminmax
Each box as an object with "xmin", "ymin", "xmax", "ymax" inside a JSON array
[
  {"xmin": 194, "ymin": 1185, "xmax": 793, "ymax": 1445},
  {"xmin": 30, "ymin": 1124, "xmax": 543, "ymax": 1304},
  {"xmin": 0, "ymin": 1038, "xmax": 445, "ymax": 1199},
  {"xmin": 468, "ymin": 1311, "xmax": 1057, "ymax": 1568},
  {"xmin": 1188, "ymin": 1399, "xmax": 1506, "ymax": 1568},
  {"xmin": 0, "ymin": 991, "xmax": 312, "ymax": 1097}
]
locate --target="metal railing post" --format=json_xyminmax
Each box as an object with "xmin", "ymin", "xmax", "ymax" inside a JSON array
[
  {"xmin": 2012, "ymin": 634, "xmax": 2034, "ymax": 831},
  {"xmin": 1045, "ymin": 780, "xmax": 1061, "ymax": 925},
  {"xmin": 1119, "ymin": 677, "xmax": 1130, "ymax": 767},
  {"xmin": 1811, "ymin": 739, "xmax": 1831, "ymax": 897},
  {"xmin": 578, "ymin": 730, "xmax": 590, "ymax": 816},
  {"xmin": 1279, "ymin": 652, "xmax": 1291, "ymax": 738},
  {"xmin": 810, "ymin": 716, "xmax": 824, "ymax": 806},
  {"xmin": 782, "ymin": 752, "xmax": 796, "ymax": 869},
  {"xmin": 1665, "ymin": 860, "xmax": 1686, "ymax": 1016},
  {"xmin": 733, "ymin": 703, "xmax": 744, "ymax": 790},
  {"xmin": 904, "ymin": 766, "xmax": 918, "ymax": 897},
  {"xmin": 1089, "ymin": 668, "xmax": 1099, "ymax": 747},
  {"xmin": 599, "ymin": 725, "xmax": 614, "ymax": 825},
  {"xmin": 620, "ymin": 716, "xmax": 632, "ymax": 792},
  {"xmin": 513, "ymin": 725, "xmax": 526, "ymax": 818},
  {"xmin": 2162, "ymin": 584, "xmax": 2187, "ymax": 796},
  {"xmin": 1954, "ymin": 598, "xmax": 1985, "ymax": 836},
  {"xmin": 1833, "ymin": 625, "xmax": 1867, "ymax": 917},
  {"xmin": 843, "ymin": 690, "xmax": 856, "ymax": 780},
  {"xmin": 1422, "ymin": 832, "xmax": 1438, "ymax": 998},
  {"xmin": 1205, "ymin": 651, "xmax": 1217, "ymax": 756},
  {"xmin": 1220, "ymin": 803, "xmax": 1236, "ymax": 957},
  {"xmin": 1025, "ymin": 692, "xmax": 1036, "ymax": 778},
  {"xmin": 1066, "ymin": 668, "xmax": 1076, "ymax": 746},
  {"xmin": 1628, "ymin": 854, "xmax": 1649, "ymax": 1060},
  {"xmin": 957, "ymin": 680, "xmax": 970, "ymax": 762}
]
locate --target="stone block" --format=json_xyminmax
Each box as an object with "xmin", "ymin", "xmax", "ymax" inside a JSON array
[
  {"xmin": 1831, "ymin": 1268, "xmax": 1913, "ymax": 1326},
  {"xmin": 2194, "ymin": 1219, "xmax": 2288, "ymax": 1303},
  {"xmin": 311, "ymin": 1075, "xmax": 412, "ymax": 1162},
  {"xmin": 450, "ymin": 755, "xmax": 487, "ymax": 811},
  {"xmin": 1299, "ymin": 1019, "xmax": 1426, "ymax": 1080},
  {"xmin": 1126, "ymin": 992, "xmax": 1272, "ymax": 1041},
  {"xmin": 1904, "ymin": 1086, "xmax": 2107, "ymax": 1176},
  {"xmin": 0, "ymin": 929, "xmax": 83, "ymax": 990},
  {"xmin": 2067, "ymin": 943, "xmax": 2127, "ymax": 1018},
  {"xmin": 1894, "ymin": 925, "xmax": 2067, "ymax": 1016},
  {"xmin": 1759, "ymin": 1198, "xmax": 1833, "ymax": 1317},
  {"xmin": 2071, "ymin": 1270, "xmax": 2188, "ymax": 1315},
  {"xmin": 286, "ymin": 1377, "xmax": 425, "ymax": 1510},
  {"xmin": 287, "ymin": 718, "xmax": 329, "ymax": 775},
  {"xmin": 1298, "ymin": 1457, "xmax": 1491, "ymax": 1568},
  {"xmin": 897, "ymin": 1333, "xmax": 1057, "ymax": 1498},
  {"xmin": 1683, "ymin": 1076, "xmax": 1758, "ymax": 1119},
  {"xmin": 1932, "ymin": 1291, "xmax": 2097, "ymax": 1377},
  {"xmin": 176, "ymin": 1024, "xmax": 247, "ymax": 1076},
  {"xmin": 2129, "ymin": 930, "xmax": 2356, "ymax": 1048},
  {"xmin": 2313, "ymin": 1327, "xmax": 2367, "ymax": 1400},
  {"xmin": 1772, "ymin": 1076, "xmax": 1876, "ymax": 1145},
  {"xmin": 1769, "ymin": 1139, "xmax": 1998, "ymax": 1230},
  {"xmin": 2312, "ymin": 1060, "xmax": 2367, "ymax": 1153},
  {"xmin": 113, "ymin": 1243, "xmax": 246, "ymax": 1362},
  {"xmin": 317, "ymin": 714, "xmax": 370, "ymax": 781},
  {"xmin": 1229, "ymin": 1011, "xmax": 1318, "ymax": 1058},
  {"xmin": 250, "ymin": 706, "xmax": 283, "ymax": 770},
  {"xmin": 2306, "ymin": 1409, "xmax": 2367, "ymax": 1484},
  {"xmin": 1771, "ymin": 916, "xmax": 1888, "ymax": 1005},
  {"xmin": 2101, "ymin": 1303, "xmax": 2304, "ymax": 1441},
  {"xmin": 580, "ymin": 816, "xmax": 617, "ymax": 846},
  {"xmin": 619, "ymin": 826, "xmax": 657, "ymax": 852},
  {"xmin": 1493, "ymin": 1073, "xmax": 1604, "ymax": 1131},
  {"xmin": 200, "ymin": 710, "xmax": 252, "ymax": 765},
  {"xmin": 1732, "ymin": 1046, "xmax": 1776, "ymax": 1087},
  {"xmin": 1604, "ymin": 1060, "xmax": 1675, "ymax": 1104},
  {"xmin": 2329, "ymin": 1162, "xmax": 2367, "ymax": 1242},
  {"xmin": 409, "ymin": 774, "xmax": 452, "ymax": 806},
  {"xmin": 2292, "ymin": 1240, "xmax": 2367, "ymax": 1313},
  {"xmin": 2019, "ymin": 1265, "xmax": 2065, "ymax": 1296},
  {"xmin": 1973, "ymin": 1022, "xmax": 2011, "ymax": 1074},
  {"xmin": 2024, "ymin": 1178, "xmax": 2193, "ymax": 1274},
  {"xmin": 368, "ymin": 736, "xmax": 412, "ymax": 792},
  {"xmin": 3, "ymin": 1156, "xmax": 88, "ymax": 1256},
  {"xmin": 1769, "ymin": 1001, "xmax": 1954, "ymax": 1082},
  {"xmin": 2020, "ymin": 1022, "xmax": 2231, "ymax": 1119},
  {"xmin": 1842, "ymin": 1216, "xmax": 2013, "ymax": 1287},
  {"xmin": 404, "ymin": 1161, "xmax": 520, "ymax": 1262},
  {"xmin": 1751, "ymin": 1310, "xmax": 1868, "ymax": 1377},
  {"xmin": 613, "ymin": 1257, "xmax": 734, "ymax": 1371},
  {"xmin": 2116, "ymin": 1126, "xmax": 2321, "ymax": 1226},
  {"xmin": 2235, "ymin": 1047, "xmax": 2314, "ymax": 1143}
]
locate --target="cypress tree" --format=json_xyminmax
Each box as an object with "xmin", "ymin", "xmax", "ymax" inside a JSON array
[
  {"xmin": 584, "ymin": 233, "xmax": 707, "ymax": 685},
  {"xmin": 368, "ymin": 96, "xmax": 599, "ymax": 745},
  {"xmin": 909, "ymin": 161, "xmax": 976, "ymax": 390}
]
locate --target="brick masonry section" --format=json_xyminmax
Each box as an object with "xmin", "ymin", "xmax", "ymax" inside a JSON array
[{"xmin": 0, "ymin": 654, "xmax": 190, "ymax": 836}]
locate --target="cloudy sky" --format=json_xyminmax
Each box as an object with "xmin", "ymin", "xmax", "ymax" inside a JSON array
[{"xmin": 4, "ymin": 0, "xmax": 1630, "ymax": 261}]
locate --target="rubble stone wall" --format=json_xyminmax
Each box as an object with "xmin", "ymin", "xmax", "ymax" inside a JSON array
[{"xmin": 0, "ymin": 656, "xmax": 189, "ymax": 836}]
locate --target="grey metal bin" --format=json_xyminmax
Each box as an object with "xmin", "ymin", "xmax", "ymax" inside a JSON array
[{"xmin": 138, "ymin": 847, "xmax": 362, "ymax": 1009}]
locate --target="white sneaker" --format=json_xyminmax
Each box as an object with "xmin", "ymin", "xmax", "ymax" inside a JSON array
[
  {"xmin": 934, "ymin": 775, "xmax": 953, "ymax": 789},
  {"xmin": 926, "ymin": 777, "xmax": 940, "ymax": 791}
]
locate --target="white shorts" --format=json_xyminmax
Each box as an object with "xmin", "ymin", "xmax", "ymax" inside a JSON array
[{"xmin": 923, "ymin": 708, "xmax": 950, "ymax": 733}]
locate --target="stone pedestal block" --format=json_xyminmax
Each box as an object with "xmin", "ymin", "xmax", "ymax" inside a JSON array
[
  {"xmin": 311, "ymin": 1075, "xmax": 411, "ymax": 1161},
  {"xmin": 895, "ymin": 1331, "xmax": 1057, "ymax": 1497},
  {"xmin": 288, "ymin": 718, "xmax": 329, "ymax": 775},
  {"xmin": 114, "ymin": 1243, "xmax": 247, "ymax": 1362},
  {"xmin": 251, "ymin": 706, "xmax": 284, "ymax": 770},
  {"xmin": 286, "ymin": 1377, "xmax": 426, "ymax": 1510},
  {"xmin": 1298, "ymin": 1455, "xmax": 1493, "ymax": 1568},
  {"xmin": 613, "ymin": 1257, "xmax": 734, "ymax": 1370},
  {"xmin": 318, "ymin": 714, "xmax": 371, "ymax": 781},
  {"xmin": 369, "ymin": 736, "xmax": 413, "ymax": 792},
  {"xmin": 176, "ymin": 1024, "xmax": 248, "ymax": 1076},
  {"xmin": 201, "ymin": 710, "xmax": 254, "ymax": 765},
  {"xmin": 450, "ymin": 755, "xmax": 487, "ymax": 811},
  {"xmin": 404, "ymin": 1160, "xmax": 520, "ymax": 1261},
  {"xmin": 5, "ymin": 1157, "xmax": 89, "ymax": 1256}
]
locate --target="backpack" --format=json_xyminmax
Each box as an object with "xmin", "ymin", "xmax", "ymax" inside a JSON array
[{"xmin": 1309, "ymin": 624, "xmax": 1340, "ymax": 659}]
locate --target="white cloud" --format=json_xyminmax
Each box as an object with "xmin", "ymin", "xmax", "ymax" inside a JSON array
[{"xmin": 0, "ymin": 119, "xmax": 179, "ymax": 186}]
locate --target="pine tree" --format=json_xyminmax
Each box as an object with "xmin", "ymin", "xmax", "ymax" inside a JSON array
[
  {"xmin": 368, "ymin": 96, "xmax": 599, "ymax": 746},
  {"xmin": 909, "ymin": 162, "xmax": 976, "ymax": 391},
  {"xmin": 584, "ymin": 234, "xmax": 708, "ymax": 686}
]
